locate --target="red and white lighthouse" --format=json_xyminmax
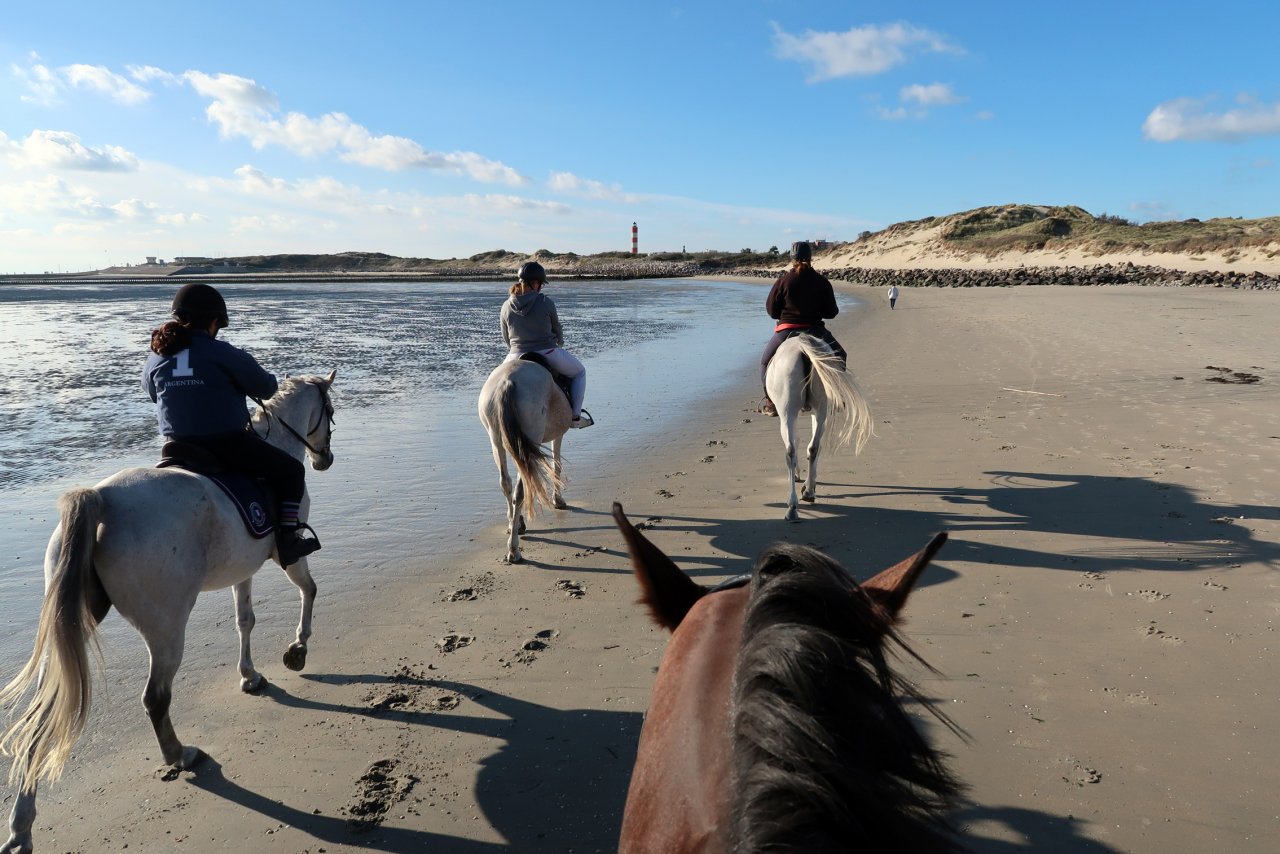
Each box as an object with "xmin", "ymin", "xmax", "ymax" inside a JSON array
[{"xmin": 631, "ymin": 222, "xmax": 638, "ymax": 255}]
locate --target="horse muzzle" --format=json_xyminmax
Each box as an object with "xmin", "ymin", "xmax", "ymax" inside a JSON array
[{"xmin": 311, "ymin": 450, "xmax": 335, "ymax": 471}]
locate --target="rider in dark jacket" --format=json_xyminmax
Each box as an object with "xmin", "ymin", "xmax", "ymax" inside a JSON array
[
  {"xmin": 759, "ymin": 241, "xmax": 847, "ymax": 416},
  {"xmin": 142, "ymin": 284, "xmax": 321, "ymax": 567}
]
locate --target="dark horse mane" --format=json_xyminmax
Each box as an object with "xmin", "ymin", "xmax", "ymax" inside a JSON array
[{"xmin": 729, "ymin": 543, "xmax": 967, "ymax": 853}]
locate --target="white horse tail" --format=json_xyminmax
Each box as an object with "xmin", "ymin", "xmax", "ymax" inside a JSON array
[
  {"xmin": 496, "ymin": 379, "xmax": 561, "ymax": 516},
  {"xmin": 798, "ymin": 335, "xmax": 874, "ymax": 454},
  {"xmin": 0, "ymin": 488, "xmax": 105, "ymax": 790}
]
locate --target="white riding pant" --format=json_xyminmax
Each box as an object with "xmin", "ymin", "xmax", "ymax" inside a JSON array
[{"xmin": 505, "ymin": 347, "xmax": 587, "ymax": 417}]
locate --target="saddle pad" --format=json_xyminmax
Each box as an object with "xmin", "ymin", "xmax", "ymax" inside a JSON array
[{"xmin": 206, "ymin": 473, "xmax": 274, "ymax": 539}]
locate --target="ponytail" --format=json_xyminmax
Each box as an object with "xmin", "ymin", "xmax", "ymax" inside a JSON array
[{"xmin": 150, "ymin": 320, "xmax": 192, "ymax": 356}]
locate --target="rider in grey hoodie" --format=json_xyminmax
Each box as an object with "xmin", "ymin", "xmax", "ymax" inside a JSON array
[{"xmin": 500, "ymin": 261, "xmax": 592, "ymax": 427}]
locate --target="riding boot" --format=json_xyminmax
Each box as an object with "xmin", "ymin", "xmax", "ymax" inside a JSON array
[{"xmin": 276, "ymin": 523, "xmax": 322, "ymax": 567}]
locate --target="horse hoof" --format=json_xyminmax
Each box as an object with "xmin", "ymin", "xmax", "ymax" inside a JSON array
[
  {"xmin": 283, "ymin": 643, "xmax": 308, "ymax": 672},
  {"xmin": 177, "ymin": 746, "xmax": 208, "ymax": 770},
  {"xmin": 1, "ymin": 833, "xmax": 34, "ymax": 854},
  {"xmin": 240, "ymin": 673, "xmax": 268, "ymax": 693},
  {"xmin": 784, "ymin": 509, "xmax": 799, "ymax": 522},
  {"xmin": 505, "ymin": 553, "xmax": 524, "ymax": 565},
  {"xmin": 554, "ymin": 497, "xmax": 568, "ymax": 510},
  {"xmin": 801, "ymin": 493, "xmax": 816, "ymax": 503}
]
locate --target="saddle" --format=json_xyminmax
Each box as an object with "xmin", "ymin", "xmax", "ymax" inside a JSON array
[
  {"xmin": 518, "ymin": 351, "xmax": 575, "ymax": 405},
  {"xmin": 157, "ymin": 441, "xmax": 275, "ymax": 539}
]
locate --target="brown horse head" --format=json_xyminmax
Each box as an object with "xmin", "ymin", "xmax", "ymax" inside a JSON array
[{"xmin": 612, "ymin": 503, "xmax": 964, "ymax": 854}]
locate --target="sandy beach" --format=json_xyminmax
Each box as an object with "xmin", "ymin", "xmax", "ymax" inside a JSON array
[{"xmin": 6, "ymin": 281, "xmax": 1279, "ymax": 853}]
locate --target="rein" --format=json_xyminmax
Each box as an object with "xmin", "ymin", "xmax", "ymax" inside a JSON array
[{"xmin": 253, "ymin": 381, "xmax": 335, "ymax": 456}]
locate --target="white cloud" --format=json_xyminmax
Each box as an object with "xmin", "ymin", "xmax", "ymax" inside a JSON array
[
  {"xmin": 547, "ymin": 171, "xmax": 634, "ymax": 201},
  {"xmin": 875, "ymin": 106, "xmax": 911, "ymax": 121},
  {"xmin": 463, "ymin": 194, "xmax": 571, "ymax": 214},
  {"xmin": 900, "ymin": 82, "xmax": 963, "ymax": 106},
  {"xmin": 12, "ymin": 56, "xmax": 62, "ymax": 105},
  {"xmin": 1143, "ymin": 95, "xmax": 1280, "ymax": 142},
  {"xmin": 771, "ymin": 22, "xmax": 960, "ymax": 82},
  {"xmin": 3, "ymin": 129, "xmax": 139, "ymax": 172},
  {"xmin": 127, "ymin": 64, "xmax": 183, "ymax": 85},
  {"xmin": 181, "ymin": 69, "xmax": 526, "ymax": 184},
  {"xmin": 62, "ymin": 64, "xmax": 150, "ymax": 105},
  {"xmin": 110, "ymin": 198, "xmax": 161, "ymax": 219}
]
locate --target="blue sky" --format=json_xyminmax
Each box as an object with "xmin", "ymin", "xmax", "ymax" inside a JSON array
[{"xmin": 2, "ymin": 0, "xmax": 1277, "ymax": 273}]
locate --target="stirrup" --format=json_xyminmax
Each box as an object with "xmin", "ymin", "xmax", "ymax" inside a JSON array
[
  {"xmin": 277, "ymin": 522, "xmax": 322, "ymax": 567},
  {"xmin": 571, "ymin": 409, "xmax": 594, "ymax": 429}
]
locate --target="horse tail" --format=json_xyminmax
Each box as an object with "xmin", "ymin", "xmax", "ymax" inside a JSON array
[
  {"xmin": 0, "ymin": 488, "xmax": 105, "ymax": 790},
  {"xmin": 797, "ymin": 334, "xmax": 873, "ymax": 454},
  {"xmin": 496, "ymin": 378, "xmax": 560, "ymax": 517},
  {"xmin": 729, "ymin": 544, "xmax": 964, "ymax": 851}
]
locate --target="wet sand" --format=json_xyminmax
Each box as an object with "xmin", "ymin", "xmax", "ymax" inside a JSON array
[{"xmin": 6, "ymin": 283, "xmax": 1279, "ymax": 853}]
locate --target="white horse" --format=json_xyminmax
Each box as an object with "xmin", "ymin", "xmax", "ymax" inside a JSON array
[
  {"xmin": 765, "ymin": 335, "xmax": 872, "ymax": 521},
  {"xmin": 0, "ymin": 371, "xmax": 337, "ymax": 854},
  {"xmin": 478, "ymin": 358, "xmax": 572, "ymax": 563}
]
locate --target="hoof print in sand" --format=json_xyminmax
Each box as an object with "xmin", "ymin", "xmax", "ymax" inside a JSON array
[
  {"xmin": 1140, "ymin": 623, "xmax": 1184, "ymax": 645},
  {"xmin": 1060, "ymin": 761, "xmax": 1102, "ymax": 787},
  {"xmin": 507, "ymin": 629, "xmax": 560, "ymax": 666},
  {"xmin": 1204, "ymin": 365, "xmax": 1261, "ymax": 384},
  {"xmin": 444, "ymin": 571, "xmax": 495, "ymax": 602},
  {"xmin": 1132, "ymin": 589, "xmax": 1170, "ymax": 602},
  {"xmin": 1202, "ymin": 580, "xmax": 1228, "ymax": 591},
  {"xmin": 346, "ymin": 758, "xmax": 419, "ymax": 832},
  {"xmin": 435, "ymin": 634, "xmax": 474, "ymax": 653},
  {"xmin": 656, "ymin": 488, "xmax": 674, "ymax": 498},
  {"xmin": 555, "ymin": 579, "xmax": 586, "ymax": 598},
  {"xmin": 701, "ymin": 455, "xmax": 716, "ymax": 463},
  {"xmin": 635, "ymin": 516, "xmax": 663, "ymax": 530}
]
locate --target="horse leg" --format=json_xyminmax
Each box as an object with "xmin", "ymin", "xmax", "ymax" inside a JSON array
[
  {"xmin": 781, "ymin": 412, "xmax": 800, "ymax": 522},
  {"xmin": 802, "ymin": 408, "xmax": 826, "ymax": 503},
  {"xmin": 281, "ymin": 558, "xmax": 316, "ymax": 672},
  {"xmin": 507, "ymin": 476, "xmax": 525, "ymax": 564},
  {"xmin": 232, "ymin": 580, "xmax": 266, "ymax": 692},
  {"xmin": 2, "ymin": 781, "xmax": 36, "ymax": 854},
  {"xmin": 552, "ymin": 435, "xmax": 566, "ymax": 509},
  {"xmin": 141, "ymin": 631, "xmax": 206, "ymax": 769}
]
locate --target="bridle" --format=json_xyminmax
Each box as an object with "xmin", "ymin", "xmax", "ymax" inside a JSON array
[{"xmin": 253, "ymin": 380, "xmax": 335, "ymax": 457}]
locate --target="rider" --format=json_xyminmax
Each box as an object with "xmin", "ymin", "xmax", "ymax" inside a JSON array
[
  {"xmin": 142, "ymin": 283, "xmax": 321, "ymax": 567},
  {"xmin": 500, "ymin": 260, "xmax": 593, "ymax": 428},
  {"xmin": 759, "ymin": 241, "xmax": 847, "ymax": 417}
]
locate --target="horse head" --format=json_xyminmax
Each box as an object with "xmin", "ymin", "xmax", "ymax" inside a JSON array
[{"xmin": 259, "ymin": 370, "xmax": 337, "ymax": 470}]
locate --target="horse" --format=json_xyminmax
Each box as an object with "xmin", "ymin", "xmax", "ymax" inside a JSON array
[
  {"xmin": 764, "ymin": 333, "xmax": 872, "ymax": 521},
  {"xmin": 478, "ymin": 358, "xmax": 572, "ymax": 563},
  {"xmin": 0, "ymin": 372, "xmax": 337, "ymax": 854},
  {"xmin": 611, "ymin": 502, "xmax": 965, "ymax": 853}
]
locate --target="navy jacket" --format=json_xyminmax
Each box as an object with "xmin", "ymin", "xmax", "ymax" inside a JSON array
[{"xmin": 142, "ymin": 330, "xmax": 277, "ymax": 438}]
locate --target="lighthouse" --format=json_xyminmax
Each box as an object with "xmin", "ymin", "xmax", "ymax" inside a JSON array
[{"xmin": 631, "ymin": 222, "xmax": 638, "ymax": 255}]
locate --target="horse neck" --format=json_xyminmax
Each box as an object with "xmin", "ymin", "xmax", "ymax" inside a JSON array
[
  {"xmin": 727, "ymin": 556, "xmax": 962, "ymax": 852},
  {"xmin": 252, "ymin": 388, "xmax": 311, "ymax": 460}
]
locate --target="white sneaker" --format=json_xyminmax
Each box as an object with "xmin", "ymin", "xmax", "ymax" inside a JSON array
[{"xmin": 570, "ymin": 411, "xmax": 594, "ymax": 429}]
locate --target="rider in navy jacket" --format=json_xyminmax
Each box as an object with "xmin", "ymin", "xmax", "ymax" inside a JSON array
[{"xmin": 143, "ymin": 284, "xmax": 320, "ymax": 567}]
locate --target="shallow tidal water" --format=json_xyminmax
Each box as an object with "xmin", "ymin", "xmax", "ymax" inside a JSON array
[{"xmin": 0, "ymin": 277, "xmax": 794, "ymax": 671}]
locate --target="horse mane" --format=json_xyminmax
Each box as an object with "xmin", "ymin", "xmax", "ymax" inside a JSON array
[{"xmin": 728, "ymin": 543, "xmax": 965, "ymax": 853}]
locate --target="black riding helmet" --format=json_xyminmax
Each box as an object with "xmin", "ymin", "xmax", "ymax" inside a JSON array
[
  {"xmin": 517, "ymin": 261, "xmax": 547, "ymax": 284},
  {"xmin": 172, "ymin": 283, "xmax": 229, "ymax": 329}
]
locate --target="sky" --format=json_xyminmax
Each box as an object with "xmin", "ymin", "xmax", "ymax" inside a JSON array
[{"xmin": 1, "ymin": 0, "xmax": 1278, "ymax": 273}]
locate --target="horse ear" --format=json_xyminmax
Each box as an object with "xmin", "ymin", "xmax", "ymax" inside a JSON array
[
  {"xmin": 612, "ymin": 502, "xmax": 706, "ymax": 632},
  {"xmin": 325, "ymin": 369, "xmax": 336, "ymax": 385},
  {"xmin": 861, "ymin": 532, "xmax": 947, "ymax": 622}
]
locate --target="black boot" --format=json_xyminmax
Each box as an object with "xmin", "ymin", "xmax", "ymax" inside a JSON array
[{"xmin": 276, "ymin": 523, "xmax": 321, "ymax": 567}]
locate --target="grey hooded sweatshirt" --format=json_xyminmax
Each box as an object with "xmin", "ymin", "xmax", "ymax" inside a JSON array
[{"xmin": 501, "ymin": 290, "xmax": 563, "ymax": 354}]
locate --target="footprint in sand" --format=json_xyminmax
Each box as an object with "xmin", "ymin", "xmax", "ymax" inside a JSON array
[
  {"xmin": 435, "ymin": 634, "xmax": 474, "ymax": 653},
  {"xmin": 635, "ymin": 516, "xmax": 663, "ymax": 530},
  {"xmin": 346, "ymin": 759, "xmax": 419, "ymax": 832},
  {"xmin": 443, "ymin": 571, "xmax": 496, "ymax": 602},
  {"xmin": 1139, "ymin": 623, "xmax": 1184, "ymax": 645},
  {"xmin": 555, "ymin": 579, "xmax": 586, "ymax": 598},
  {"xmin": 1133, "ymin": 589, "xmax": 1170, "ymax": 602},
  {"xmin": 701, "ymin": 455, "xmax": 716, "ymax": 463},
  {"xmin": 1202, "ymin": 580, "xmax": 1228, "ymax": 591},
  {"xmin": 656, "ymin": 488, "xmax": 674, "ymax": 498},
  {"xmin": 1103, "ymin": 687, "xmax": 1155, "ymax": 706},
  {"xmin": 506, "ymin": 629, "xmax": 560, "ymax": 666}
]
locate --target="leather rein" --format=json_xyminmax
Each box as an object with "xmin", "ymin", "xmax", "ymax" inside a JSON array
[{"xmin": 252, "ymin": 381, "xmax": 335, "ymax": 456}]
